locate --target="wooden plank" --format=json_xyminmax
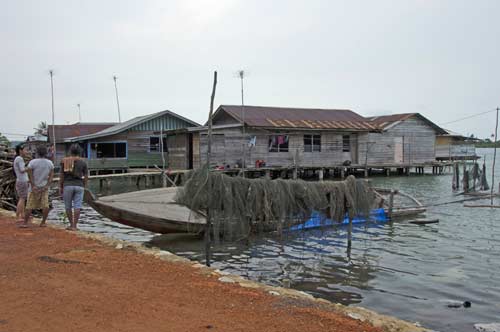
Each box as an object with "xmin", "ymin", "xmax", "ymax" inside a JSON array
[
  {"xmin": 463, "ymin": 204, "xmax": 500, "ymax": 208},
  {"xmin": 409, "ymin": 219, "xmax": 439, "ymax": 224}
]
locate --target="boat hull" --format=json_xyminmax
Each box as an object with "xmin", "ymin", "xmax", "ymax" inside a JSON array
[{"xmin": 84, "ymin": 187, "xmax": 426, "ymax": 234}]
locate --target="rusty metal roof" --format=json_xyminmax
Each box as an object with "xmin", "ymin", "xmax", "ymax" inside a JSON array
[
  {"xmin": 366, "ymin": 113, "xmax": 446, "ymax": 134},
  {"xmin": 216, "ymin": 105, "xmax": 378, "ymax": 131},
  {"xmin": 48, "ymin": 123, "xmax": 116, "ymax": 143}
]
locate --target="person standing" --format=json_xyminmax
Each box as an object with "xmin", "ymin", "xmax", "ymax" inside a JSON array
[
  {"xmin": 59, "ymin": 144, "xmax": 88, "ymax": 231},
  {"xmin": 23, "ymin": 145, "xmax": 54, "ymax": 228},
  {"xmin": 14, "ymin": 144, "xmax": 29, "ymax": 222}
]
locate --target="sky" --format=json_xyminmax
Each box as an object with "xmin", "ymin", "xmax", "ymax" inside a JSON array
[{"xmin": 1, "ymin": 0, "xmax": 500, "ymax": 141}]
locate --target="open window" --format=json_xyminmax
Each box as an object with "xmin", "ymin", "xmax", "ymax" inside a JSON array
[
  {"xmin": 304, "ymin": 134, "xmax": 321, "ymax": 152},
  {"xmin": 90, "ymin": 142, "xmax": 127, "ymax": 158},
  {"xmin": 269, "ymin": 135, "xmax": 289, "ymax": 152},
  {"xmin": 342, "ymin": 135, "xmax": 350, "ymax": 152},
  {"xmin": 149, "ymin": 136, "xmax": 168, "ymax": 152}
]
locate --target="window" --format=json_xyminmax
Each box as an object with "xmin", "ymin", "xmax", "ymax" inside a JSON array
[
  {"xmin": 304, "ymin": 135, "xmax": 321, "ymax": 152},
  {"xmin": 268, "ymin": 135, "xmax": 289, "ymax": 152},
  {"xmin": 342, "ymin": 135, "xmax": 350, "ymax": 152},
  {"xmin": 90, "ymin": 142, "xmax": 127, "ymax": 158},
  {"xmin": 149, "ymin": 137, "xmax": 168, "ymax": 152}
]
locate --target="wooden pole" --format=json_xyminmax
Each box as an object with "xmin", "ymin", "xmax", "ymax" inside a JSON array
[
  {"xmin": 347, "ymin": 216, "xmax": 352, "ymax": 249},
  {"xmin": 205, "ymin": 71, "xmax": 218, "ymax": 267},
  {"xmin": 491, "ymin": 107, "xmax": 499, "ymax": 206},
  {"xmin": 160, "ymin": 126, "xmax": 166, "ymax": 188},
  {"xmin": 388, "ymin": 190, "xmax": 395, "ymax": 219}
]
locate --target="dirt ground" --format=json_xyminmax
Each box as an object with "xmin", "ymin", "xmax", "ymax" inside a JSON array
[{"xmin": 0, "ymin": 214, "xmax": 382, "ymax": 332}]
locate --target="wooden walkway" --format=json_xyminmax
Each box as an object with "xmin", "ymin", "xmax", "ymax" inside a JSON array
[
  {"xmin": 59, "ymin": 162, "xmax": 459, "ymax": 190},
  {"xmin": 217, "ymin": 161, "xmax": 455, "ymax": 180}
]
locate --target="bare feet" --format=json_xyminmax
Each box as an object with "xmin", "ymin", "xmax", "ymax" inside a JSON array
[
  {"xmin": 65, "ymin": 226, "xmax": 77, "ymax": 231},
  {"xmin": 39, "ymin": 223, "xmax": 47, "ymax": 228},
  {"xmin": 18, "ymin": 223, "xmax": 29, "ymax": 228}
]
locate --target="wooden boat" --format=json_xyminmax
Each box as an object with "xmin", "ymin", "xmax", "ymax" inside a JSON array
[
  {"xmin": 84, "ymin": 188, "xmax": 206, "ymax": 234},
  {"xmin": 85, "ymin": 187, "xmax": 426, "ymax": 234}
]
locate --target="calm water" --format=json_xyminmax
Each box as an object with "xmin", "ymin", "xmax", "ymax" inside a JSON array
[{"xmin": 48, "ymin": 148, "xmax": 500, "ymax": 332}]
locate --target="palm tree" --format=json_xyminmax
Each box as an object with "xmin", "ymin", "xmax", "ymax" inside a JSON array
[
  {"xmin": 0, "ymin": 132, "xmax": 9, "ymax": 146},
  {"xmin": 34, "ymin": 121, "xmax": 48, "ymax": 136}
]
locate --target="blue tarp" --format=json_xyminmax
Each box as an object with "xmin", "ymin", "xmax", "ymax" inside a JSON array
[{"xmin": 290, "ymin": 208, "xmax": 387, "ymax": 231}]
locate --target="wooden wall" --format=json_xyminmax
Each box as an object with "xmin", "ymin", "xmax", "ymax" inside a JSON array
[
  {"xmin": 358, "ymin": 117, "xmax": 437, "ymax": 165},
  {"xmin": 192, "ymin": 133, "xmax": 200, "ymax": 169},
  {"xmin": 197, "ymin": 127, "xmax": 360, "ymax": 168},
  {"xmin": 166, "ymin": 133, "xmax": 189, "ymax": 170}
]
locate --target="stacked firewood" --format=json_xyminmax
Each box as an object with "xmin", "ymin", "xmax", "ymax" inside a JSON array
[{"xmin": 0, "ymin": 143, "xmax": 17, "ymax": 210}]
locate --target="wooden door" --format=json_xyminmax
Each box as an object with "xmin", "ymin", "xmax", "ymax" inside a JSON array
[{"xmin": 394, "ymin": 137, "xmax": 403, "ymax": 164}]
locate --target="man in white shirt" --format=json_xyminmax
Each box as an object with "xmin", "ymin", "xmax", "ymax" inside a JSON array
[
  {"xmin": 23, "ymin": 145, "xmax": 54, "ymax": 228},
  {"xmin": 14, "ymin": 144, "xmax": 29, "ymax": 222}
]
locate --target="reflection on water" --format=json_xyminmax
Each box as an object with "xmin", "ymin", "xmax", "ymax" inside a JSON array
[{"xmin": 48, "ymin": 149, "xmax": 500, "ymax": 332}]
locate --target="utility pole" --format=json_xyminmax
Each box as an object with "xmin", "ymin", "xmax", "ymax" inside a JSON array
[
  {"xmin": 238, "ymin": 70, "xmax": 246, "ymax": 173},
  {"xmin": 492, "ymin": 107, "xmax": 499, "ymax": 205},
  {"xmin": 77, "ymin": 103, "xmax": 81, "ymax": 122},
  {"xmin": 49, "ymin": 70, "xmax": 56, "ymax": 161},
  {"xmin": 113, "ymin": 75, "xmax": 122, "ymax": 123}
]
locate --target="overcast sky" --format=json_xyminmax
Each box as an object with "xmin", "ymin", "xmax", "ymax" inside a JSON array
[{"xmin": 2, "ymin": 0, "xmax": 499, "ymax": 141}]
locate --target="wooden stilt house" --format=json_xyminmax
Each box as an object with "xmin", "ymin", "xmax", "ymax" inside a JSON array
[
  {"xmin": 64, "ymin": 110, "xmax": 200, "ymax": 173},
  {"xmin": 168, "ymin": 105, "xmax": 379, "ymax": 170},
  {"xmin": 360, "ymin": 113, "xmax": 447, "ymax": 165}
]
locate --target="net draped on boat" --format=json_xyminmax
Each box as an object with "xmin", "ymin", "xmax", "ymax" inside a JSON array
[{"xmin": 175, "ymin": 168, "xmax": 377, "ymax": 240}]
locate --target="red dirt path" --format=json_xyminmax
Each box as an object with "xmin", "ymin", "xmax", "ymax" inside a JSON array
[{"xmin": 0, "ymin": 215, "xmax": 381, "ymax": 332}]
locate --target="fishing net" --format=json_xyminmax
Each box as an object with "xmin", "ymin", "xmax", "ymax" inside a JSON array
[{"xmin": 175, "ymin": 167, "xmax": 377, "ymax": 240}]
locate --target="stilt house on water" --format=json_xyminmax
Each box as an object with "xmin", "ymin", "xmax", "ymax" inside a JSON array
[
  {"xmin": 166, "ymin": 105, "xmax": 380, "ymax": 169},
  {"xmin": 435, "ymin": 129, "xmax": 478, "ymax": 161},
  {"xmin": 48, "ymin": 123, "xmax": 116, "ymax": 165},
  {"xmin": 361, "ymin": 113, "xmax": 447, "ymax": 165},
  {"xmin": 63, "ymin": 110, "xmax": 200, "ymax": 173}
]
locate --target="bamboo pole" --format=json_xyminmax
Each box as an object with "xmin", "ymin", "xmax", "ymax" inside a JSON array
[{"xmin": 205, "ymin": 71, "xmax": 218, "ymax": 267}]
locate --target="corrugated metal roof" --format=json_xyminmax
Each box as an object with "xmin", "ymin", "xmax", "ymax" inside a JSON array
[
  {"xmin": 366, "ymin": 113, "xmax": 417, "ymax": 126},
  {"xmin": 65, "ymin": 110, "xmax": 200, "ymax": 142},
  {"xmin": 366, "ymin": 113, "xmax": 447, "ymax": 134},
  {"xmin": 48, "ymin": 123, "xmax": 116, "ymax": 143},
  {"xmin": 214, "ymin": 105, "xmax": 378, "ymax": 131}
]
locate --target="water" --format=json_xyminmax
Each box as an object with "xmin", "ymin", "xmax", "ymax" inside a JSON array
[{"xmin": 48, "ymin": 148, "xmax": 500, "ymax": 332}]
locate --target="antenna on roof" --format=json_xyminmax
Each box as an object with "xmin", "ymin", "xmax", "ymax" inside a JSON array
[
  {"xmin": 49, "ymin": 69, "xmax": 56, "ymax": 161},
  {"xmin": 113, "ymin": 75, "xmax": 122, "ymax": 123},
  {"xmin": 237, "ymin": 69, "xmax": 247, "ymax": 174},
  {"xmin": 77, "ymin": 103, "xmax": 81, "ymax": 122}
]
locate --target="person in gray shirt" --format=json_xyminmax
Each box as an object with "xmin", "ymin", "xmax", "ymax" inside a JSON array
[
  {"xmin": 59, "ymin": 144, "xmax": 88, "ymax": 230},
  {"xmin": 24, "ymin": 145, "xmax": 54, "ymax": 228}
]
